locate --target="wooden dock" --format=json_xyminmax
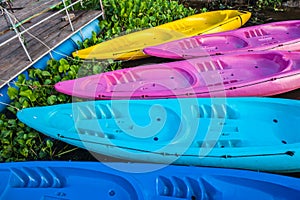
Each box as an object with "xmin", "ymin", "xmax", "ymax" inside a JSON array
[{"xmin": 0, "ymin": 0, "xmax": 104, "ymax": 87}]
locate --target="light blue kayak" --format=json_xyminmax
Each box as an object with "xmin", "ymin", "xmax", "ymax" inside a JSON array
[
  {"xmin": 1, "ymin": 161, "xmax": 300, "ymax": 200},
  {"xmin": 17, "ymin": 97, "xmax": 300, "ymax": 172}
]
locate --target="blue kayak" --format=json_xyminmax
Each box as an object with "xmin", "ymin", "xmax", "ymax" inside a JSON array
[
  {"xmin": 17, "ymin": 97, "xmax": 300, "ymax": 172},
  {"xmin": 1, "ymin": 161, "xmax": 300, "ymax": 199}
]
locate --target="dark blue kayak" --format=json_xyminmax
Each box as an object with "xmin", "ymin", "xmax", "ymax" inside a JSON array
[
  {"xmin": 0, "ymin": 161, "xmax": 300, "ymax": 199},
  {"xmin": 17, "ymin": 97, "xmax": 300, "ymax": 172}
]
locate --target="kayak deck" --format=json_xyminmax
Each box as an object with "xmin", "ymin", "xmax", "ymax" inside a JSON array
[
  {"xmin": 16, "ymin": 97, "xmax": 300, "ymax": 172},
  {"xmin": 63, "ymin": 101, "xmax": 300, "ymax": 148},
  {"xmin": 72, "ymin": 10, "xmax": 251, "ymax": 60},
  {"xmin": 143, "ymin": 20, "xmax": 300, "ymax": 59},
  {"xmin": 55, "ymin": 51, "xmax": 300, "ymax": 98},
  {"xmin": 1, "ymin": 161, "xmax": 300, "ymax": 199}
]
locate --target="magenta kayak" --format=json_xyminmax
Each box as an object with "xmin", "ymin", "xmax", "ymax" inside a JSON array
[
  {"xmin": 55, "ymin": 51, "xmax": 300, "ymax": 99},
  {"xmin": 143, "ymin": 20, "xmax": 300, "ymax": 59}
]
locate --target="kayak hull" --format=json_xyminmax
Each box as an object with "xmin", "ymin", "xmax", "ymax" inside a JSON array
[
  {"xmin": 72, "ymin": 10, "xmax": 251, "ymax": 60},
  {"xmin": 17, "ymin": 97, "xmax": 300, "ymax": 172},
  {"xmin": 55, "ymin": 51, "xmax": 300, "ymax": 99},
  {"xmin": 143, "ymin": 20, "xmax": 300, "ymax": 59},
  {"xmin": 1, "ymin": 161, "xmax": 300, "ymax": 199}
]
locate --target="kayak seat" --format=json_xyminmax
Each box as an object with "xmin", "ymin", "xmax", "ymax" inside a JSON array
[
  {"xmin": 75, "ymin": 104, "xmax": 115, "ymax": 120},
  {"xmin": 207, "ymin": 53, "xmax": 293, "ymax": 84},
  {"xmin": 175, "ymin": 35, "xmax": 249, "ymax": 54},
  {"xmin": 195, "ymin": 35, "xmax": 248, "ymax": 52},
  {"xmin": 191, "ymin": 104, "xmax": 238, "ymax": 119},
  {"xmin": 209, "ymin": 12, "xmax": 229, "ymax": 24},
  {"xmin": 194, "ymin": 59, "xmax": 229, "ymax": 72},
  {"xmin": 106, "ymin": 67, "xmax": 196, "ymax": 92},
  {"xmin": 9, "ymin": 167, "xmax": 64, "ymax": 188},
  {"xmin": 105, "ymin": 71, "xmax": 140, "ymax": 86},
  {"xmin": 244, "ymin": 29, "xmax": 268, "ymax": 39},
  {"xmin": 178, "ymin": 37, "xmax": 203, "ymax": 50},
  {"xmin": 198, "ymin": 139, "xmax": 243, "ymax": 148},
  {"xmin": 77, "ymin": 126, "xmax": 114, "ymax": 139},
  {"xmin": 75, "ymin": 103, "xmax": 181, "ymax": 142},
  {"xmin": 157, "ymin": 175, "xmax": 207, "ymax": 199}
]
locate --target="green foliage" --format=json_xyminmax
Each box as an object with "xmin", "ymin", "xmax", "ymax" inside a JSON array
[
  {"xmin": 77, "ymin": 31, "xmax": 104, "ymax": 50},
  {"xmin": 1, "ymin": 58, "xmax": 83, "ymax": 161},
  {"xmin": 256, "ymin": 0, "xmax": 283, "ymax": 10},
  {"xmin": 78, "ymin": 0, "xmax": 101, "ymax": 10},
  {"xmin": 0, "ymin": 113, "xmax": 77, "ymax": 161},
  {"xmin": 78, "ymin": 0, "xmax": 197, "ymax": 48},
  {"xmin": 7, "ymin": 58, "xmax": 80, "ymax": 114}
]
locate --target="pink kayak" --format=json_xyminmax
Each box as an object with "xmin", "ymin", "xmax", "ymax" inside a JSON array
[
  {"xmin": 55, "ymin": 51, "xmax": 300, "ymax": 99},
  {"xmin": 143, "ymin": 20, "xmax": 300, "ymax": 59}
]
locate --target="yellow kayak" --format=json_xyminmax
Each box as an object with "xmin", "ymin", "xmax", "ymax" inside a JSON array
[{"xmin": 73, "ymin": 10, "xmax": 251, "ymax": 60}]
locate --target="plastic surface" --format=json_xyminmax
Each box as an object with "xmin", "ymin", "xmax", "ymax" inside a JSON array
[
  {"xmin": 17, "ymin": 97, "xmax": 300, "ymax": 172},
  {"xmin": 1, "ymin": 161, "xmax": 300, "ymax": 200},
  {"xmin": 143, "ymin": 20, "xmax": 300, "ymax": 59},
  {"xmin": 72, "ymin": 10, "xmax": 251, "ymax": 60},
  {"xmin": 55, "ymin": 51, "xmax": 300, "ymax": 99}
]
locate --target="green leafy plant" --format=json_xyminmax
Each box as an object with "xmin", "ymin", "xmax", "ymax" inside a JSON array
[
  {"xmin": 7, "ymin": 58, "xmax": 79, "ymax": 113},
  {"xmin": 0, "ymin": 113, "xmax": 79, "ymax": 161},
  {"xmin": 256, "ymin": 0, "xmax": 283, "ymax": 10},
  {"xmin": 1, "ymin": 57, "xmax": 84, "ymax": 161}
]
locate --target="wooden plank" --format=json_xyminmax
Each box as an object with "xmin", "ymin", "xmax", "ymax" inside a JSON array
[
  {"xmin": 0, "ymin": 0, "xmax": 61, "ymax": 37},
  {"xmin": 8, "ymin": 0, "xmax": 61, "ymax": 25},
  {"xmin": 0, "ymin": 53, "xmax": 30, "ymax": 81},
  {"xmin": 0, "ymin": 3, "xmax": 103, "ymax": 87},
  {"xmin": 24, "ymin": 11, "xmax": 99, "ymax": 60}
]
